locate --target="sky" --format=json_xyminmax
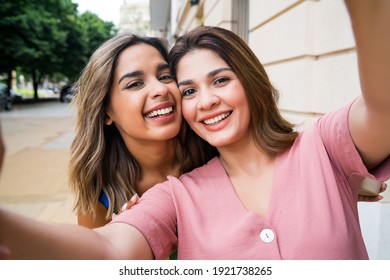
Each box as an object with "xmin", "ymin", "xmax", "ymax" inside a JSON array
[{"xmin": 72, "ymin": 0, "xmax": 125, "ymax": 27}]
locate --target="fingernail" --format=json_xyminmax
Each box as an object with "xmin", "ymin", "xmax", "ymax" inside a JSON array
[
  {"xmin": 130, "ymin": 193, "xmax": 139, "ymax": 202},
  {"xmin": 121, "ymin": 203, "xmax": 128, "ymax": 212}
]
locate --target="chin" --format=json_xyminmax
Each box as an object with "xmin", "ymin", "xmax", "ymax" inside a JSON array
[
  {"xmin": 157, "ymin": 127, "xmax": 180, "ymax": 140},
  {"xmin": 204, "ymin": 138, "xmax": 231, "ymax": 148}
]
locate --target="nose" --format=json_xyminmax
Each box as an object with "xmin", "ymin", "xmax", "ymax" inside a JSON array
[
  {"xmin": 197, "ymin": 90, "xmax": 220, "ymax": 110},
  {"xmin": 150, "ymin": 79, "xmax": 169, "ymax": 99}
]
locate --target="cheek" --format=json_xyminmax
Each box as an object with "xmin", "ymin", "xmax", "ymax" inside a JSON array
[
  {"xmin": 181, "ymin": 100, "xmax": 194, "ymax": 123},
  {"xmin": 112, "ymin": 96, "xmax": 143, "ymax": 123},
  {"xmin": 230, "ymin": 84, "xmax": 248, "ymax": 105},
  {"xmin": 169, "ymin": 85, "xmax": 182, "ymax": 108},
  {"xmin": 167, "ymin": 82, "xmax": 180, "ymax": 97}
]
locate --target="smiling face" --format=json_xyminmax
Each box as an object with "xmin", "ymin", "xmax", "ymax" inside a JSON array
[
  {"xmin": 177, "ymin": 49, "xmax": 251, "ymax": 149},
  {"xmin": 105, "ymin": 43, "xmax": 182, "ymax": 147}
]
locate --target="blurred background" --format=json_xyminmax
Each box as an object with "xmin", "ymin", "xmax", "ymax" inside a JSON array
[{"xmin": 0, "ymin": 0, "xmax": 389, "ymax": 259}]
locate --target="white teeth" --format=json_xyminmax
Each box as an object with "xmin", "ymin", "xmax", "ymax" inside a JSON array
[
  {"xmin": 145, "ymin": 106, "xmax": 173, "ymax": 118},
  {"xmin": 203, "ymin": 112, "xmax": 231, "ymax": 125}
]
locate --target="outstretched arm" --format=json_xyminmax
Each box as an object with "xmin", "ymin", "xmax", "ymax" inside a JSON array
[
  {"xmin": 0, "ymin": 207, "xmax": 153, "ymax": 259},
  {"xmin": 346, "ymin": 0, "xmax": 390, "ymax": 170}
]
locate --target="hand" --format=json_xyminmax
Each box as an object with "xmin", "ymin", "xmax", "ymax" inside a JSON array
[
  {"xmin": 120, "ymin": 193, "xmax": 139, "ymax": 212},
  {"xmin": 112, "ymin": 194, "xmax": 139, "ymax": 219},
  {"xmin": 358, "ymin": 183, "xmax": 387, "ymax": 202}
]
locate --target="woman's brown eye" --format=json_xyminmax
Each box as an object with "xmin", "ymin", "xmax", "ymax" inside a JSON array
[
  {"xmin": 182, "ymin": 88, "xmax": 195, "ymax": 97},
  {"xmin": 159, "ymin": 75, "xmax": 173, "ymax": 82},
  {"xmin": 214, "ymin": 77, "xmax": 229, "ymax": 85},
  {"xmin": 126, "ymin": 81, "xmax": 144, "ymax": 89}
]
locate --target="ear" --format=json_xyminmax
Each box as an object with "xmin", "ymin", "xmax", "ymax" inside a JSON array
[{"xmin": 104, "ymin": 110, "xmax": 114, "ymax": 125}]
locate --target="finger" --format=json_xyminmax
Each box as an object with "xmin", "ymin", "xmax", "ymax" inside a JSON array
[
  {"xmin": 126, "ymin": 194, "xmax": 139, "ymax": 209},
  {"xmin": 120, "ymin": 194, "xmax": 139, "ymax": 213},
  {"xmin": 130, "ymin": 193, "xmax": 139, "ymax": 203},
  {"xmin": 379, "ymin": 183, "xmax": 387, "ymax": 193}
]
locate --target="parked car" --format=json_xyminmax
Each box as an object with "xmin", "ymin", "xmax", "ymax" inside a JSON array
[
  {"xmin": 0, "ymin": 83, "xmax": 14, "ymax": 111},
  {"xmin": 10, "ymin": 89, "xmax": 23, "ymax": 102},
  {"xmin": 59, "ymin": 83, "xmax": 76, "ymax": 102}
]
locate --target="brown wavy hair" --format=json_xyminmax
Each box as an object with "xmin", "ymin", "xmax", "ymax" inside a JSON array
[{"xmin": 169, "ymin": 26, "xmax": 297, "ymax": 155}]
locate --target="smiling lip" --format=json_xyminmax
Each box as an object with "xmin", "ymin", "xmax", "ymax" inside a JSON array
[
  {"xmin": 202, "ymin": 111, "xmax": 231, "ymax": 125},
  {"xmin": 199, "ymin": 111, "xmax": 232, "ymax": 125},
  {"xmin": 144, "ymin": 102, "xmax": 175, "ymax": 118},
  {"xmin": 199, "ymin": 111, "xmax": 232, "ymax": 131}
]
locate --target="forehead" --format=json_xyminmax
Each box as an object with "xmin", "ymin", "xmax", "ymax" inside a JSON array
[
  {"xmin": 177, "ymin": 49, "xmax": 228, "ymax": 80},
  {"xmin": 116, "ymin": 43, "xmax": 166, "ymax": 72}
]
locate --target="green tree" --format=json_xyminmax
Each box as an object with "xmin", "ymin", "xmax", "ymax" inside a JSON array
[
  {"xmin": 0, "ymin": 0, "xmax": 68, "ymax": 98},
  {"xmin": 0, "ymin": 0, "xmax": 117, "ymax": 99},
  {"xmin": 53, "ymin": 0, "xmax": 88, "ymax": 83},
  {"xmin": 79, "ymin": 11, "xmax": 118, "ymax": 58},
  {"xmin": 0, "ymin": 0, "xmax": 31, "ymax": 95}
]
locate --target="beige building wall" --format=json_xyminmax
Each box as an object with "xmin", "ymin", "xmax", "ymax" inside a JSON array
[
  {"xmin": 249, "ymin": 0, "xmax": 359, "ymax": 129},
  {"xmin": 203, "ymin": 0, "xmax": 233, "ymax": 30},
  {"xmin": 174, "ymin": 0, "xmax": 233, "ymax": 36},
  {"xmin": 172, "ymin": 0, "xmax": 389, "ymax": 259},
  {"xmin": 174, "ymin": 0, "xmax": 204, "ymax": 36},
  {"xmin": 175, "ymin": 0, "xmax": 360, "ymax": 129},
  {"xmin": 119, "ymin": 0, "xmax": 161, "ymax": 37}
]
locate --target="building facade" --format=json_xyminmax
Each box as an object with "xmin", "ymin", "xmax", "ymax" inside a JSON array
[
  {"xmin": 150, "ymin": 0, "xmax": 390, "ymax": 259},
  {"xmin": 119, "ymin": 0, "xmax": 162, "ymax": 37}
]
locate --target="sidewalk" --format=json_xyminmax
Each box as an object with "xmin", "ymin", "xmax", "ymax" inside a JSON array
[{"xmin": 0, "ymin": 102, "xmax": 77, "ymax": 224}]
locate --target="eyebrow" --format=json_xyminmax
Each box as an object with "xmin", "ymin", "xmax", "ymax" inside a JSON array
[
  {"xmin": 157, "ymin": 63, "xmax": 170, "ymax": 72},
  {"xmin": 118, "ymin": 63, "xmax": 170, "ymax": 84},
  {"xmin": 177, "ymin": 67, "xmax": 233, "ymax": 87},
  {"xmin": 118, "ymin": 71, "xmax": 143, "ymax": 85}
]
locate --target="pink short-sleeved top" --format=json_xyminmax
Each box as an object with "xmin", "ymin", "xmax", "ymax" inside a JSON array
[{"xmin": 112, "ymin": 103, "xmax": 390, "ymax": 259}]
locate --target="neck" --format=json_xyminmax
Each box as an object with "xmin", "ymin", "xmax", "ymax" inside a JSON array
[
  {"xmin": 218, "ymin": 138, "xmax": 274, "ymax": 177},
  {"xmin": 126, "ymin": 138, "xmax": 180, "ymax": 195}
]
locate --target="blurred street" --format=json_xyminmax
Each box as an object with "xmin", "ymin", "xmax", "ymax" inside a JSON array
[{"xmin": 0, "ymin": 101, "xmax": 77, "ymax": 224}]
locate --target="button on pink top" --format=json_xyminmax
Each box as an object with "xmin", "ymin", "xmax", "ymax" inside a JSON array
[{"xmin": 112, "ymin": 103, "xmax": 390, "ymax": 259}]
